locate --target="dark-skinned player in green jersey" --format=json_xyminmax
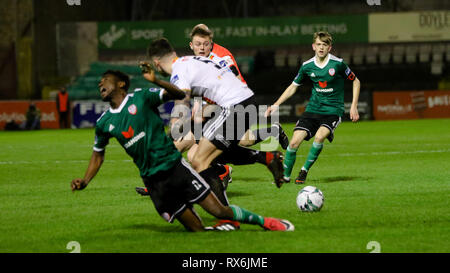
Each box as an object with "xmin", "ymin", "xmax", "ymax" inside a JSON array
[
  {"xmin": 71, "ymin": 69, "xmax": 294, "ymax": 232},
  {"xmin": 265, "ymin": 31, "xmax": 361, "ymax": 185}
]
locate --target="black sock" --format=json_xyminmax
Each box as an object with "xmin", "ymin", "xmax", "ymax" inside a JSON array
[
  {"xmin": 251, "ymin": 126, "xmax": 278, "ymax": 145},
  {"xmin": 215, "ymin": 146, "xmax": 266, "ymax": 165}
]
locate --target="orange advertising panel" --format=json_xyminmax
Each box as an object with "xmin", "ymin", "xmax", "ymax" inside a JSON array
[
  {"xmin": 0, "ymin": 101, "xmax": 59, "ymax": 129},
  {"xmin": 373, "ymin": 90, "xmax": 450, "ymax": 120}
]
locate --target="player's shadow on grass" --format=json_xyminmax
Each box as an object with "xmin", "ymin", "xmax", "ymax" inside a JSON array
[
  {"xmin": 226, "ymin": 190, "xmax": 252, "ymax": 199},
  {"xmin": 126, "ymin": 223, "xmax": 184, "ymax": 233},
  {"xmin": 315, "ymin": 176, "xmax": 368, "ymax": 183}
]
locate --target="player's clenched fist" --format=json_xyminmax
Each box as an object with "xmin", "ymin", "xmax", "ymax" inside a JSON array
[
  {"xmin": 71, "ymin": 178, "xmax": 88, "ymax": 192},
  {"xmin": 264, "ymin": 105, "xmax": 279, "ymax": 117},
  {"xmin": 140, "ymin": 62, "xmax": 156, "ymax": 83}
]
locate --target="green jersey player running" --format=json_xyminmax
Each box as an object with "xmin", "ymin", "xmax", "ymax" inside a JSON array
[
  {"xmin": 71, "ymin": 69, "xmax": 294, "ymax": 232},
  {"xmin": 265, "ymin": 31, "xmax": 361, "ymax": 184}
]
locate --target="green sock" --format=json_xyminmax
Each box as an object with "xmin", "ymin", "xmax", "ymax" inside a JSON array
[
  {"xmin": 230, "ymin": 205, "xmax": 264, "ymax": 226},
  {"xmin": 283, "ymin": 146, "xmax": 298, "ymax": 179},
  {"xmin": 303, "ymin": 142, "xmax": 323, "ymax": 171}
]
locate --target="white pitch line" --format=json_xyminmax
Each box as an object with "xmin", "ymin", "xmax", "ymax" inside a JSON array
[
  {"xmin": 0, "ymin": 149, "xmax": 448, "ymax": 165},
  {"xmin": 0, "ymin": 159, "xmax": 133, "ymax": 165},
  {"xmin": 307, "ymin": 149, "xmax": 450, "ymax": 158}
]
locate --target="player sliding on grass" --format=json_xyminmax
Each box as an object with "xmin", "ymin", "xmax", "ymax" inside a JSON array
[
  {"xmin": 136, "ymin": 24, "xmax": 289, "ymax": 198},
  {"xmin": 71, "ymin": 70, "xmax": 294, "ymax": 232},
  {"xmin": 266, "ymin": 31, "xmax": 361, "ymax": 184}
]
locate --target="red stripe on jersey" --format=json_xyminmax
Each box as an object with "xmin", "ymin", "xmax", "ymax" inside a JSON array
[
  {"xmin": 347, "ymin": 72, "xmax": 356, "ymax": 81},
  {"xmin": 203, "ymin": 97, "xmax": 217, "ymax": 105}
]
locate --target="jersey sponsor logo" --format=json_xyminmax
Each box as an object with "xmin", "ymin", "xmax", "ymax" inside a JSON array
[
  {"xmin": 328, "ymin": 68, "xmax": 335, "ymax": 76},
  {"xmin": 316, "ymin": 88, "xmax": 334, "ymax": 92},
  {"xmin": 122, "ymin": 126, "xmax": 134, "ymax": 139},
  {"xmin": 128, "ymin": 104, "xmax": 137, "ymax": 115},
  {"xmin": 316, "ymin": 82, "xmax": 333, "ymax": 92},
  {"xmin": 171, "ymin": 75, "xmax": 179, "ymax": 84},
  {"xmin": 318, "ymin": 81, "xmax": 328, "ymax": 88},
  {"xmin": 310, "ymin": 72, "xmax": 316, "ymax": 77},
  {"xmin": 345, "ymin": 67, "xmax": 351, "ymax": 76},
  {"xmin": 124, "ymin": 131, "xmax": 145, "ymax": 149},
  {"xmin": 223, "ymin": 56, "xmax": 234, "ymax": 66},
  {"xmin": 109, "ymin": 124, "xmax": 115, "ymax": 132},
  {"xmin": 218, "ymin": 60, "xmax": 227, "ymax": 67}
]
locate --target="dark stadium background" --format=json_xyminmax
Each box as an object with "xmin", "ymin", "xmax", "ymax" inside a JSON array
[{"xmin": 1, "ymin": 0, "xmax": 449, "ymax": 128}]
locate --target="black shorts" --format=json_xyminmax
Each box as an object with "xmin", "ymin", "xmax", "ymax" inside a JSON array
[
  {"xmin": 294, "ymin": 112, "xmax": 342, "ymax": 142},
  {"xmin": 142, "ymin": 158, "xmax": 211, "ymax": 223},
  {"xmin": 202, "ymin": 96, "xmax": 257, "ymax": 151}
]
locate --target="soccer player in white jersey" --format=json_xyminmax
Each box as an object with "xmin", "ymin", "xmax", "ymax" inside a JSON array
[
  {"xmin": 185, "ymin": 24, "xmax": 289, "ymax": 160},
  {"xmin": 266, "ymin": 31, "xmax": 360, "ymax": 185},
  {"xmin": 146, "ymin": 38, "xmax": 286, "ymax": 191}
]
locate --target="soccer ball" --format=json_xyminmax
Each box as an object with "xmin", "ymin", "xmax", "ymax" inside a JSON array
[{"xmin": 296, "ymin": 186, "xmax": 324, "ymax": 212}]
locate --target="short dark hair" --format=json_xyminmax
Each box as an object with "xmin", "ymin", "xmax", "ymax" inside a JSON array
[
  {"xmin": 102, "ymin": 70, "xmax": 130, "ymax": 91},
  {"xmin": 147, "ymin": 38, "xmax": 175, "ymax": 59}
]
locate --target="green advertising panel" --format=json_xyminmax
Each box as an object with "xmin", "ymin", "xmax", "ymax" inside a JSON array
[{"xmin": 98, "ymin": 15, "xmax": 368, "ymax": 50}]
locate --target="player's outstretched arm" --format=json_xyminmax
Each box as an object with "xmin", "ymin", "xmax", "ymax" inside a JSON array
[
  {"xmin": 265, "ymin": 83, "xmax": 299, "ymax": 117},
  {"xmin": 350, "ymin": 77, "xmax": 360, "ymax": 122},
  {"xmin": 140, "ymin": 62, "xmax": 185, "ymax": 101},
  {"xmin": 71, "ymin": 151, "xmax": 105, "ymax": 192}
]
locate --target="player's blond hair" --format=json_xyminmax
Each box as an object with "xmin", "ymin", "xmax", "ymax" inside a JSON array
[
  {"xmin": 313, "ymin": 31, "xmax": 332, "ymax": 45},
  {"xmin": 190, "ymin": 24, "xmax": 214, "ymax": 40}
]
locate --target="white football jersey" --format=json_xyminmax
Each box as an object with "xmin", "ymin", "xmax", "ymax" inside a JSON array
[
  {"xmin": 208, "ymin": 52, "xmax": 234, "ymax": 70},
  {"xmin": 170, "ymin": 56, "xmax": 253, "ymax": 107}
]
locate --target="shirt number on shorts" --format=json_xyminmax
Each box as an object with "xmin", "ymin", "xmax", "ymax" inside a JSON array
[{"xmin": 192, "ymin": 180, "xmax": 202, "ymax": 190}]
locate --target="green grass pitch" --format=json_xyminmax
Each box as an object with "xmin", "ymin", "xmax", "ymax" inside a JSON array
[{"xmin": 0, "ymin": 119, "xmax": 449, "ymax": 253}]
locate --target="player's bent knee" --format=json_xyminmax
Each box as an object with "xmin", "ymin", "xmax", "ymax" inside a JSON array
[
  {"xmin": 289, "ymin": 142, "xmax": 299, "ymax": 149},
  {"xmin": 190, "ymin": 157, "xmax": 204, "ymax": 171},
  {"xmin": 177, "ymin": 208, "xmax": 206, "ymax": 232},
  {"xmin": 199, "ymin": 193, "xmax": 234, "ymax": 220},
  {"xmin": 191, "ymin": 153, "xmax": 216, "ymax": 172},
  {"xmin": 289, "ymin": 138, "xmax": 301, "ymax": 149},
  {"xmin": 314, "ymin": 137, "xmax": 326, "ymax": 143},
  {"xmin": 187, "ymin": 146, "xmax": 197, "ymax": 162}
]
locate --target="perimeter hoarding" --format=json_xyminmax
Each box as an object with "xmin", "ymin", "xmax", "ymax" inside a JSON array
[
  {"xmin": 98, "ymin": 15, "xmax": 368, "ymax": 50},
  {"xmin": 71, "ymin": 100, "xmax": 174, "ymax": 128},
  {"xmin": 0, "ymin": 101, "xmax": 59, "ymax": 130},
  {"xmin": 373, "ymin": 90, "xmax": 450, "ymax": 120},
  {"xmin": 369, "ymin": 11, "xmax": 450, "ymax": 43}
]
